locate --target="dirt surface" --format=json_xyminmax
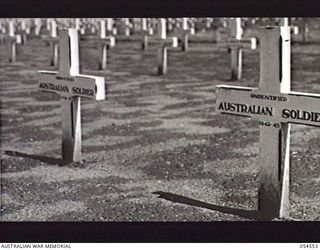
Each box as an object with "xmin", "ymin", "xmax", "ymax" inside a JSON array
[{"xmin": 1, "ymin": 21, "xmax": 320, "ymax": 221}]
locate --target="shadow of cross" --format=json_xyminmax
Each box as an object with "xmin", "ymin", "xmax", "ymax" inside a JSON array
[
  {"xmin": 37, "ymin": 29, "xmax": 106, "ymax": 163},
  {"xmin": 218, "ymin": 18, "xmax": 257, "ymax": 81},
  {"xmin": 216, "ymin": 26, "xmax": 320, "ymax": 220}
]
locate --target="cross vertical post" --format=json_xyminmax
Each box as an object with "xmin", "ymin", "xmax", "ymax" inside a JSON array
[
  {"xmin": 9, "ymin": 21, "xmax": 16, "ymax": 62},
  {"xmin": 59, "ymin": 29, "xmax": 82, "ymax": 162},
  {"xmin": 258, "ymin": 26, "xmax": 291, "ymax": 219},
  {"xmin": 229, "ymin": 18, "xmax": 243, "ymax": 81},
  {"xmin": 157, "ymin": 19, "xmax": 169, "ymax": 75},
  {"xmin": 158, "ymin": 45, "xmax": 167, "ymax": 75},
  {"xmin": 50, "ymin": 20, "xmax": 58, "ymax": 66},
  {"xmin": 124, "ymin": 18, "xmax": 131, "ymax": 36},
  {"xmin": 99, "ymin": 20, "xmax": 108, "ymax": 69},
  {"xmin": 34, "ymin": 18, "xmax": 42, "ymax": 36},
  {"xmin": 180, "ymin": 18, "xmax": 189, "ymax": 51},
  {"xmin": 141, "ymin": 18, "xmax": 149, "ymax": 50}
]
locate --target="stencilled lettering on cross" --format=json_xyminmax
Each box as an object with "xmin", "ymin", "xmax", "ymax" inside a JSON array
[{"xmin": 216, "ymin": 26, "xmax": 320, "ymax": 220}]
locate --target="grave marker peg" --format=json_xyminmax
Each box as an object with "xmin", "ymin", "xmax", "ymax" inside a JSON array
[
  {"xmin": 38, "ymin": 29, "xmax": 106, "ymax": 163},
  {"xmin": 216, "ymin": 26, "xmax": 320, "ymax": 220}
]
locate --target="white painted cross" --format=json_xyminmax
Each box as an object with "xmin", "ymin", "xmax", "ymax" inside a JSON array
[
  {"xmin": 18, "ymin": 19, "xmax": 30, "ymax": 44},
  {"xmin": 123, "ymin": 18, "xmax": 133, "ymax": 36},
  {"xmin": 216, "ymin": 26, "xmax": 320, "ymax": 220},
  {"xmin": 34, "ymin": 18, "xmax": 42, "ymax": 36},
  {"xmin": 145, "ymin": 18, "xmax": 178, "ymax": 75},
  {"xmin": 218, "ymin": 18, "xmax": 257, "ymax": 81},
  {"xmin": 106, "ymin": 18, "xmax": 114, "ymax": 33},
  {"xmin": 43, "ymin": 19, "xmax": 59, "ymax": 66},
  {"xmin": 7, "ymin": 20, "xmax": 22, "ymax": 63},
  {"xmin": 98, "ymin": 19, "xmax": 116, "ymax": 70},
  {"xmin": 38, "ymin": 29, "xmax": 105, "ymax": 163},
  {"xmin": 280, "ymin": 18, "xmax": 299, "ymax": 36},
  {"xmin": 176, "ymin": 17, "xmax": 193, "ymax": 51},
  {"xmin": 141, "ymin": 18, "xmax": 154, "ymax": 50},
  {"xmin": 106, "ymin": 18, "xmax": 117, "ymax": 35}
]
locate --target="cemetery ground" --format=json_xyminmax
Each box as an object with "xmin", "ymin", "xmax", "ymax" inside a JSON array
[{"xmin": 1, "ymin": 26, "xmax": 320, "ymax": 221}]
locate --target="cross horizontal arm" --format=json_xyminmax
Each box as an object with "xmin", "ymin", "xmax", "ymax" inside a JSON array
[
  {"xmin": 216, "ymin": 85, "xmax": 320, "ymax": 127},
  {"xmin": 147, "ymin": 36, "xmax": 178, "ymax": 47},
  {"xmin": 217, "ymin": 37, "xmax": 257, "ymax": 50},
  {"xmin": 38, "ymin": 71, "xmax": 105, "ymax": 100},
  {"xmin": 80, "ymin": 36, "xmax": 116, "ymax": 47}
]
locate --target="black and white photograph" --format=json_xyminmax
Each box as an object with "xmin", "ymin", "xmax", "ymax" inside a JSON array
[{"xmin": 1, "ymin": 15, "xmax": 320, "ymax": 242}]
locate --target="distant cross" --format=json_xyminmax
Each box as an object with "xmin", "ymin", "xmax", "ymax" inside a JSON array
[
  {"xmin": 106, "ymin": 18, "xmax": 117, "ymax": 35},
  {"xmin": 218, "ymin": 18, "xmax": 257, "ymax": 81},
  {"xmin": 98, "ymin": 19, "xmax": 116, "ymax": 70},
  {"xmin": 42, "ymin": 19, "xmax": 59, "ymax": 66},
  {"xmin": 74, "ymin": 18, "xmax": 85, "ymax": 35},
  {"xmin": 17, "ymin": 19, "xmax": 30, "ymax": 44},
  {"xmin": 7, "ymin": 20, "xmax": 22, "ymax": 63},
  {"xmin": 216, "ymin": 26, "xmax": 320, "ymax": 220},
  {"xmin": 141, "ymin": 18, "xmax": 154, "ymax": 50},
  {"xmin": 206, "ymin": 18, "xmax": 214, "ymax": 29},
  {"xmin": 34, "ymin": 18, "xmax": 42, "ymax": 36},
  {"xmin": 38, "ymin": 29, "xmax": 106, "ymax": 163},
  {"xmin": 123, "ymin": 18, "xmax": 133, "ymax": 36},
  {"xmin": 145, "ymin": 18, "xmax": 178, "ymax": 75},
  {"xmin": 280, "ymin": 18, "xmax": 299, "ymax": 36},
  {"xmin": 176, "ymin": 18, "xmax": 193, "ymax": 51}
]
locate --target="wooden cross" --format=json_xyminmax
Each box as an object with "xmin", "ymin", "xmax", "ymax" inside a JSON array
[
  {"xmin": 123, "ymin": 18, "xmax": 133, "ymax": 36},
  {"xmin": 145, "ymin": 18, "xmax": 178, "ymax": 75},
  {"xmin": 218, "ymin": 18, "xmax": 257, "ymax": 81},
  {"xmin": 176, "ymin": 18, "xmax": 193, "ymax": 51},
  {"xmin": 42, "ymin": 19, "xmax": 59, "ymax": 66},
  {"xmin": 7, "ymin": 20, "xmax": 22, "ymax": 63},
  {"xmin": 141, "ymin": 18, "xmax": 154, "ymax": 50},
  {"xmin": 106, "ymin": 18, "xmax": 117, "ymax": 35},
  {"xmin": 17, "ymin": 19, "xmax": 30, "ymax": 45},
  {"xmin": 34, "ymin": 18, "xmax": 42, "ymax": 36},
  {"xmin": 216, "ymin": 26, "xmax": 320, "ymax": 220},
  {"xmin": 98, "ymin": 19, "xmax": 116, "ymax": 70},
  {"xmin": 38, "ymin": 29, "xmax": 105, "ymax": 163},
  {"xmin": 280, "ymin": 18, "xmax": 299, "ymax": 36}
]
